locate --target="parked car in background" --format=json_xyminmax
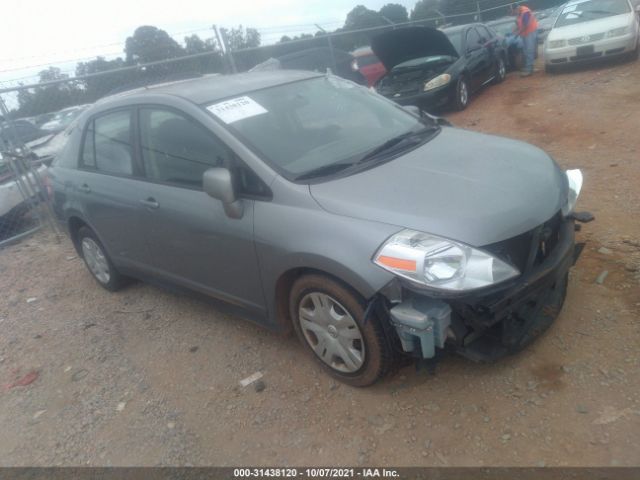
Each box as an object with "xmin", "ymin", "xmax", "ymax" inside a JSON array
[
  {"xmin": 373, "ymin": 25, "xmax": 507, "ymax": 111},
  {"xmin": 544, "ymin": 0, "xmax": 640, "ymax": 72},
  {"xmin": 0, "ymin": 120, "xmax": 49, "ymax": 149},
  {"xmin": 49, "ymin": 71, "xmax": 586, "ymax": 385},
  {"xmin": 40, "ymin": 105, "xmax": 90, "ymax": 133},
  {"xmin": 33, "ymin": 111, "xmax": 58, "ymax": 127},
  {"xmin": 350, "ymin": 46, "xmax": 387, "ymax": 86},
  {"xmin": 0, "ymin": 154, "xmax": 47, "ymax": 225},
  {"xmin": 487, "ymin": 17, "xmax": 524, "ymax": 69},
  {"xmin": 537, "ymin": 4, "xmax": 567, "ymax": 44},
  {"xmin": 250, "ymin": 47, "xmax": 367, "ymax": 85}
]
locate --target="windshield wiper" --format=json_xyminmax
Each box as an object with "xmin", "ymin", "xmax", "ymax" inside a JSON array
[
  {"xmin": 294, "ymin": 161, "xmax": 356, "ymax": 181},
  {"xmin": 584, "ymin": 9, "xmax": 616, "ymax": 15},
  {"xmin": 356, "ymin": 127, "xmax": 438, "ymax": 165}
]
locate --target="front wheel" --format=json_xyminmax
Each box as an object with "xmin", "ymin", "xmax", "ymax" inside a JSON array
[
  {"xmin": 494, "ymin": 56, "xmax": 507, "ymax": 84},
  {"xmin": 453, "ymin": 76, "xmax": 469, "ymax": 111},
  {"xmin": 290, "ymin": 274, "xmax": 393, "ymax": 387}
]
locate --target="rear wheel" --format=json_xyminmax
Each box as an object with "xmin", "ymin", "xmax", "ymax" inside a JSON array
[
  {"xmin": 77, "ymin": 226, "xmax": 126, "ymax": 291},
  {"xmin": 453, "ymin": 76, "xmax": 469, "ymax": 111},
  {"xmin": 290, "ymin": 274, "xmax": 393, "ymax": 387}
]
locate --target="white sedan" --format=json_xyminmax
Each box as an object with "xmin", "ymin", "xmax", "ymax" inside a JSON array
[{"xmin": 544, "ymin": 0, "xmax": 640, "ymax": 71}]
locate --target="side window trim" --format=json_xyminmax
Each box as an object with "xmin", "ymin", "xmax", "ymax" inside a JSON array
[
  {"xmin": 77, "ymin": 107, "xmax": 140, "ymax": 178},
  {"xmin": 134, "ymin": 103, "xmax": 272, "ymax": 200}
]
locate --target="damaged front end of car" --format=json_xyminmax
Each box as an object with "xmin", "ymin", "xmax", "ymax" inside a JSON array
[{"xmin": 372, "ymin": 170, "xmax": 591, "ymax": 364}]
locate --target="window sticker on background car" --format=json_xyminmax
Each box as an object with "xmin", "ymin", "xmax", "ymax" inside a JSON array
[
  {"xmin": 207, "ymin": 96, "xmax": 268, "ymax": 124},
  {"xmin": 563, "ymin": 4, "xmax": 579, "ymax": 13}
]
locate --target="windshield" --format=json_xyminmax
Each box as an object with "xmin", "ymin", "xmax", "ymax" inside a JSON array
[
  {"xmin": 207, "ymin": 76, "xmax": 433, "ymax": 180},
  {"xmin": 555, "ymin": 0, "xmax": 631, "ymax": 27},
  {"xmin": 444, "ymin": 31, "xmax": 463, "ymax": 55}
]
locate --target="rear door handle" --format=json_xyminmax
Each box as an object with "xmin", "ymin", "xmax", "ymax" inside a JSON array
[
  {"xmin": 79, "ymin": 184, "xmax": 91, "ymax": 193},
  {"xmin": 140, "ymin": 198, "xmax": 160, "ymax": 209}
]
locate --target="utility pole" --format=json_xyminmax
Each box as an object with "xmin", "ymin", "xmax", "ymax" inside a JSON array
[
  {"xmin": 476, "ymin": 1, "xmax": 483, "ymax": 22},
  {"xmin": 213, "ymin": 24, "xmax": 237, "ymax": 74},
  {"xmin": 315, "ymin": 24, "xmax": 337, "ymax": 74}
]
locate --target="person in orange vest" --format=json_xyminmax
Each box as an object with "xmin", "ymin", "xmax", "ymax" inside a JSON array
[{"xmin": 514, "ymin": 4, "xmax": 539, "ymax": 76}]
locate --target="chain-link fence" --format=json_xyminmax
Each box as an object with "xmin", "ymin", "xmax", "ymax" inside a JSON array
[{"xmin": 0, "ymin": 0, "xmax": 553, "ymax": 247}]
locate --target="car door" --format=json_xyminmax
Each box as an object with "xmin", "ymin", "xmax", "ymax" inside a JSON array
[
  {"xmin": 477, "ymin": 25, "xmax": 500, "ymax": 82},
  {"xmin": 71, "ymin": 108, "xmax": 152, "ymax": 267},
  {"xmin": 464, "ymin": 27, "xmax": 491, "ymax": 91},
  {"xmin": 136, "ymin": 106, "xmax": 266, "ymax": 313}
]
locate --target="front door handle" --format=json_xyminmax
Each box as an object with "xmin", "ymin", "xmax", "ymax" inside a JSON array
[
  {"xmin": 140, "ymin": 198, "xmax": 160, "ymax": 209},
  {"xmin": 79, "ymin": 184, "xmax": 91, "ymax": 193}
]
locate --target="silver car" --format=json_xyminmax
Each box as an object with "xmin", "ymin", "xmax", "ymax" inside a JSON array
[
  {"xmin": 544, "ymin": 0, "xmax": 640, "ymax": 71},
  {"xmin": 49, "ymin": 71, "xmax": 586, "ymax": 386}
]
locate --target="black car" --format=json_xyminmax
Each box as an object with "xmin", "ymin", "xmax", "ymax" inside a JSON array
[{"xmin": 373, "ymin": 25, "xmax": 508, "ymax": 112}]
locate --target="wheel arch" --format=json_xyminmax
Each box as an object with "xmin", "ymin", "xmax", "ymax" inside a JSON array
[{"xmin": 272, "ymin": 260, "xmax": 390, "ymax": 334}]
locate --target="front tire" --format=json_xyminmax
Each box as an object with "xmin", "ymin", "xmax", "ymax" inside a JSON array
[
  {"xmin": 453, "ymin": 76, "xmax": 469, "ymax": 111},
  {"xmin": 290, "ymin": 274, "xmax": 393, "ymax": 387},
  {"xmin": 494, "ymin": 56, "xmax": 507, "ymax": 84},
  {"xmin": 77, "ymin": 226, "xmax": 126, "ymax": 291}
]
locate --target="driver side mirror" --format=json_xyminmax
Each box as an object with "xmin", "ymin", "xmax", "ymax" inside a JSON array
[{"xmin": 203, "ymin": 167, "xmax": 244, "ymax": 219}]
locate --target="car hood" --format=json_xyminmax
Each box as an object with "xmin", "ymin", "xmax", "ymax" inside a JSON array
[
  {"xmin": 372, "ymin": 27, "xmax": 459, "ymax": 71},
  {"xmin": 547, "ymin": 13, "xmax": 633, "ymax": 40},
  {"xmin": 309, "ymin": 128, "xmax": 567, "ymax": 247}
]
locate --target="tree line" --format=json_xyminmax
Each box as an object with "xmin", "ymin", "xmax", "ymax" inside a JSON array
[{"xmin": 11, "ymin": 0, "xmax": 562, "ymax": 118}]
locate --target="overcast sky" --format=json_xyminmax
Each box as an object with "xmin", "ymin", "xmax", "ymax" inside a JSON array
[{"xmin": 0, "ymin": 0, "xmax": 416, "ymax": 86}]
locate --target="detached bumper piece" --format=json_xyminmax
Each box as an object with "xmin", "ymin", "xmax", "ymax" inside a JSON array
[
  {"xmin": 386, "ymin": 214, "xmax": 583, "ymax": 362},
  {"xmin": 389, "ymin": 298, "xmax": 451, "ymax": 359}
]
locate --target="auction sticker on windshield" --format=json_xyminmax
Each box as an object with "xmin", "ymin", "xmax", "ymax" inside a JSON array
[{"xmin": 207, "ymin": 96, "xmax": 268, "ymax": 124}]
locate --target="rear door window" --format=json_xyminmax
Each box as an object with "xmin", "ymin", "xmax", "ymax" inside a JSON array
[
  {"xmin": 466, "ymin": 28, "xmax": 482, "ymax": 51},
  {"xmin": 81, "ymin": 110, "xmax": 133, "ymax": 175},
  {"xmin": 139, "ymin": 108, "xmax": 233, "ymax": 189}
]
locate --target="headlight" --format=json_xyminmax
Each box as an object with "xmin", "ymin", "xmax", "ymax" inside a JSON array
[
  {"xmin": 562, "ymin": 169, "xmax": 583, "ymax": 216},
  {"xmin": 423, "ymin": 74, "xmax": 451, "ymax": 92},
  {"xmin": 373, "ymin": 230, "xmax": 519, "ymax": 291},
  {"xmin": 606, "ymin": 26, "xmax": 629, "ymax": 37},
  {"xmin": 548, "ymin": 39, "xmax": 566, "ymax": 48}
]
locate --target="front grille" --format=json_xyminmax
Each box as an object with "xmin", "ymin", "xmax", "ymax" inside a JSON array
[
  {"xmin": 483, "ymin": 212, "xmax": 563, "ymax": 274},
  {"xmin": 377, "ymin": 70, "xmax": 424, "ymax": 97},
  {"xmin": 568, "ymin": 33, "xmax": 605, "ymax": 45}
]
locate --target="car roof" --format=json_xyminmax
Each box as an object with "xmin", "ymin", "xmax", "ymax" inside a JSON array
[{"xmin": 98, "ymin": 70, "xmax": 323, "ymax": 107}]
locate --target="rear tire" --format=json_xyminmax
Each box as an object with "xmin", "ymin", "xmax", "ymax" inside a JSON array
[
  {"xmin": 453, "ymin": 76, "xmax": 469, "ymax": 111},
  {"xmin": 77, "ymin": 226, "xmax": 127, "ymax": 292},
  {"xmin": 290, "ymin": 274, "xmax": 393, "ymax": 387}
]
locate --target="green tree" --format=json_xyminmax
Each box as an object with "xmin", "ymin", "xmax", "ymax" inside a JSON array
[
  {"xmin": 344, "ymin": 5, "xmax": 387, "ymax": 30},
  {"xmin": 221, "ymin": 26, "xmax": 262, "ymax": 71},
  {"xmin": 75, "ymin": 56, "xmax": 135, "ymax": 101},
  {"xmin": 124, "ymin": 26, "xmax": 184, "ymax": 64},
  {"xmin": 182, "ymin": 34, "xmax": 224, "ymax": 74},
  {"xmin": 379, "ymin": 3, "xmax": 409, "ymax": 23},
  {"xmin": 411, "ymin": 0, "xmax": 446, "ymax": 26},
  {"xmin": 220, "ymin": 26, "xmax": 261, "ymax": 51}
]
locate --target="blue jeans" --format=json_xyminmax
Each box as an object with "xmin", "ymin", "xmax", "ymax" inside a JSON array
[{"xmin": 522, "ymin": 31, "xmax": 538, "ymax": 72}]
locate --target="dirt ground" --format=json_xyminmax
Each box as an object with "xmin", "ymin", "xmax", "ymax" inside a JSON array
[{"xmin": 1, "ymin": 56, "xmax": 639, "ymax": 467}]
